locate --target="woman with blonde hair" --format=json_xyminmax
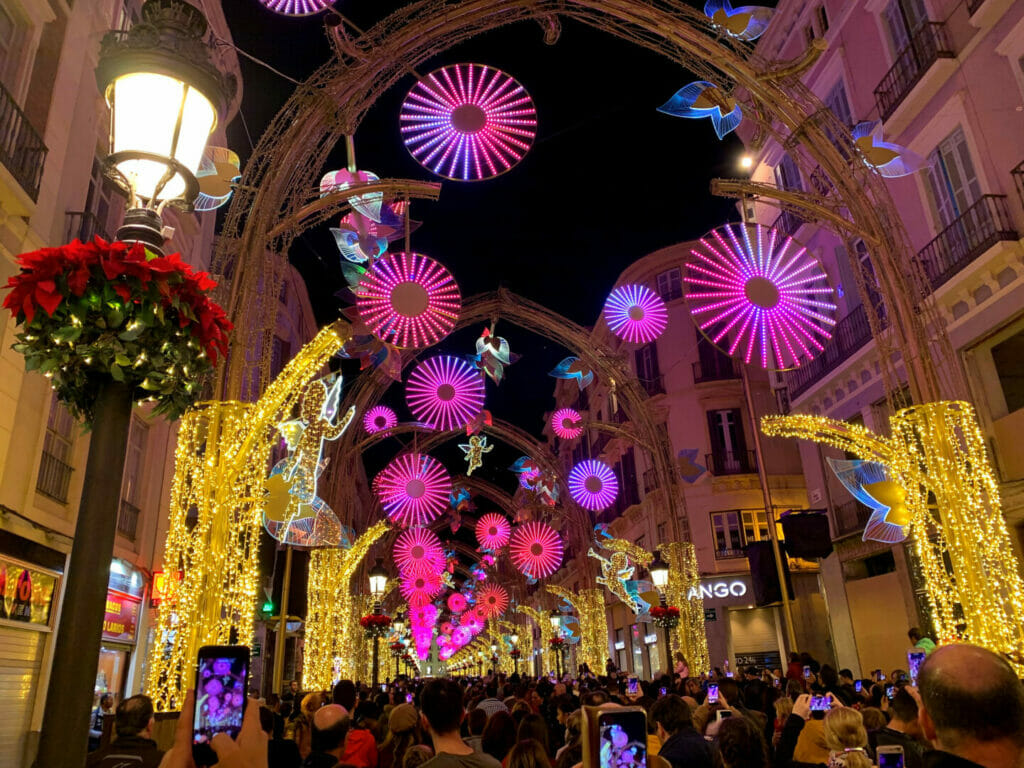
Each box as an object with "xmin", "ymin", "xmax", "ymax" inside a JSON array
[{"xmin": 823, "ymin": 707, "xmax": 871, "ymax": 768}]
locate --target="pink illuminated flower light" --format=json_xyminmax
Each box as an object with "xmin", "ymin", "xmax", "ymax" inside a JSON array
[
  {"xmin": 401, "ymin": 571, "xmax": 444, "ymax": 607},
  {"xmin": 363, "ymin": 405, "xmax": 398, "ymax": 434},
  {"xmin": 568, "ymin": 459, "xmax": 619, "ymax": 511},
  {"xmin": 394, "ymin": 528, "xmax": 446, "ymax": 576},
  {"xmin": 375, "ymin": 453, "xmax": 451, "ymax": 527},
  {"xmin": 509, "ymin": 521, "xmax": 564, "ymax": 579},
  {"xmin": 406, "ymin": 356, "xmax": 486, "ymax": 431},
  {"xmin": 258, "ymin": 0, "xmax": 335, "ymax": 16},
  {"xmin": 475, "ymin": 513, "xmax": 511, "ymax": 550},
  {"xmin": 685, "ymin": 222, "xmax": 837, "ymax": 371},
  {"xmin": 551, "ymin": 408, "xmax": 584, "ymax": 440},
  {"xmin": 447, "ymin": 592, "xmax": 468, "ymax": 613},
  {"xmin": 477, "ymin": 584, "xmax": 509, "ymax": 619},
  {"xmin": 356, "ymin": 251, "xmax": 461, "ymax": 349},
  {"xmin": 604, "ymin": 284, "xmax": 669, "ymax": 344},
  {"xmin": 400, "ymin": 63, "xmax": 537, "ymax": 182}
]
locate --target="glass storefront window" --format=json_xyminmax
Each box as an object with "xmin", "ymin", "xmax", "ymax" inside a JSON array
[{"xmin": 95, "ymin": 646, "xmax": 129, "ymax": 707}]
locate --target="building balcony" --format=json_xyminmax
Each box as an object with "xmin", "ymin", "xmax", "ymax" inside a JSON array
[
  {"xmin": 693, "ymin": 356, "xmax": 741, "ymax": 384},
  {"xmin": 772, "ymin": 208, "xmax": 803, "ymax": 237},
  {"xmin": 639, "ymin": 375, "xmax": 665, "ymax": 396},
  {"xmin": 918, "ymin": 195, "xmax": 1018, "ymax": 289},
  {"xmin": 0, "ymin": 79, "xmax": 47, "ymax": 203},
  {"xmin": 65, "ymin": 210, "xmax": 112, "ymax": 244},
  {"xmin": 117, "ymin": 499, "xmax": 141, "ymax": 541},
  {"xmin": 36, "ymin": 451, "xmax": 73, "ymax": 503},
  {"xmin": 642, "ymin": 467, "xmax": 659, "ymax": 494},
  {"xmin": 874, "ymin": 22, "xmax": 955, "ymax": 122},
  {"xmin": 705, "ymin": 449, "xmax": 757, "ymax": 476},
  {"xmin": 714, "ymin": 547, "xmax": 746, "ymax": 560},
  {"xmin": 786, "ymin": 304, "xmax": 877, "ymax": 402},
  {"xmin": 833, "ymin": 498, "xmax": 873, "ymax": 538}
]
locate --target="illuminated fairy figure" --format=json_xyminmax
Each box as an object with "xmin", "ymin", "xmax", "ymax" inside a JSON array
[{"xmin": 588, "ymin": 525, "xmax": 653, "ymax": 616}]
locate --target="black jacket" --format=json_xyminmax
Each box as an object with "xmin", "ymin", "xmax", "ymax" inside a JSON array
[
  {"xmin": 923, "ymin": 751, "xmax": 988, "ymax": 768},
  {"xmin": 869, "ymin": 727, "xmax": 926, "ymax": 768},
  {"xmin": 302, "ymin": 750, "xmax": 341, "ymax": 768},
  {"xmin": 85, "ymin": 734, "xmax": 164, "ymax": 768},
  {"xmin": 659, "ymin": 728, "xmax": 713, "ymax": 768}
]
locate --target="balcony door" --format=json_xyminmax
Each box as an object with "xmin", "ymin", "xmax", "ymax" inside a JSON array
[
  {"xmin": 882, "ymin": 0, "xmax": 929, "ymax": 56},
  {"xmin": 708, "ymin": 408, "xmax": 747, "ymax": 473},
  {"xmin": 924, "ymin": 126, "xmax": 981, "ymax": 229}
]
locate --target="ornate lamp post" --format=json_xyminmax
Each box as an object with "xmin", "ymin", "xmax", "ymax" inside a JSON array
[
  {"xmin": 369, "ymin": 558, "xmax": 389, "ymax": 687},
  {"xmin": 649, "ymin": 554, "xmax": 681, "ymax": 674},
  {"xmin": 31, "ymin": 3, "xmax": 231, "ymax": 766},
  {"xmin": 549, "ymin": 609, "xmax": 563, "ymax": 679},
  {"xmin": 477, "ymin": 651, "xmax": 484, "ymax": 677},
  {"xmin": 392, "ymin": 611, "xmax": 405, "ymax": 680},
  {"xmin": 510, "ymin": 630, "xmax": 520, "ymax": 675}
]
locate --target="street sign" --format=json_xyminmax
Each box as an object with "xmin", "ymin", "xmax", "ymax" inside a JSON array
[
  {"xmin": 704, "ymin": 608, "xmax": 717, "ymax": 621},
  {"xmin": 252, "ymin": 641, "xmax": 262, "ymax": 658}
]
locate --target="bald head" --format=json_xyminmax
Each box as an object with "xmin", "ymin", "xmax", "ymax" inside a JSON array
[
  {"xmin": 918, "ymin": 644, "xmax": 1024, "ymax": 751},
  {"xmin": 312, "ymin": 704, "xmax": 350, "ymax": 754}
]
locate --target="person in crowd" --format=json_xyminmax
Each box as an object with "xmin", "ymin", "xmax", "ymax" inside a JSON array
[
  {"xmin": 465, "ymin": 707, "xmax": 488, "ymax": 753},
  {"xmin": 405, "ymin": 745, "xmax": 436, "ymax": 768},
  {"xmin": 477, "ymin": 682, "xmax": 509, "ymax": 719},
  {"xmin": 381, "ymin": 702, "xmax": 422, "ymax": 768},
  {"xmin": 916, "ymin": 643, "xmax": 1024, "ymax": 768},
  {"xmin": 301, "ymin": 703, "xmax": 350, "ymax": 768},
  {"xmin": 822, "ymin": 707, "xmax": 871, "ymax": 768},
  {"xmin": 333, "ymin": 680, "xmax": 357, "ymax": 712},
  {"xmin": 674, "ymin": 653, "xmax": 689, "ymax": 679},
  {"xmin": 867, "ymin": 689, "xmax": 923, "ymax": 768},
  {"xmin": 417, "ymin": 678, "xmax": 501, "ymax": 768},
  {"xmin": 342, "ymin": 701, "xmax": 381, "ymax": 767},
  {"xmin": 293, "ymin": 692, "xmax": 324, "ymax": 759},
  {"xmin": 908, "ymin": 628, "xmax": 937, "ymax": 655},
  {"xmin": 283, "ymin": 679, "xmax": 301, "ymax": 704},
  {"xmin": 554, "ymin": 710, "xmax": 582, "ymax": 768},
  {"xmin": 481, "ymin": 711, "xmax": 517, "ymax": 764},
  {"xmin": 506, "ymin": 739, "xmax": 551, "ymax": 768},
  {"xmin": 787, "ymin": 653, "xmax": 805, "ymax": 681},
  {"xmin": 773, "ymin": 696, "xmax": 794, "ymax": 748},
  {"xmin": 581, "ymin": 689, "xmax": 609, "ymax": 708},
  {"xmin": 777, "ymin": 693, "xmax": 831, "ymax": 768},
  {"xmin": 606, "ymin": 658, "xmax": 618, "ymax": 676},
  {"xmin": 261, "ymin": 704, "xmax": 302, "ymax": 768},
  {"xmin": 89, "ymin": 693, "xmax": 115, "ymax": 751},
  {"xmin": 650, "ymin": 694, "xmax": 712, "ymax": 768},
  {"xmin": 86, "ymin": 694, "xmax": 164, "ymax": 768},
  {"xmin": 516, "ymin": 713, "xmax": 551, "ymax": 761},
  {"xmin": 859, "ymin": 708, "xmax": 887, "ymax": 733},
  {"xmin": 718, "ymin": 680, "xmax": 767, "ymax": 732},
  {"xmin": 716, "ymin": 716, "xmax": 770, "ymax": 768}
]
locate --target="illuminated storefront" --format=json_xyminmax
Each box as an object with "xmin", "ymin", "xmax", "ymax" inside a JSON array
[{"xmin": 94, "ymin": 559, "xmax": 146, "ymax": 708}]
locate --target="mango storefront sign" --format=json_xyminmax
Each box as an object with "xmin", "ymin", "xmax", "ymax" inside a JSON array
[
  {"xmin": 102, "ymin": 589, "xmax": 142, "ymax": 643},
  {"xmin": 687, "ymin": 578, "xmax": 750, "ymax": 602}
]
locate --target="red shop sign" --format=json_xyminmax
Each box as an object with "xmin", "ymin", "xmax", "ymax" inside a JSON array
[{"xmin": 103, "ymin": 589, "xmax": 142, "ymax": 643}]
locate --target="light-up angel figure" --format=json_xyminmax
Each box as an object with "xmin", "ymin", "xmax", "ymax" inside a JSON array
[
  {"xmin": 589, "ymin": 525, "xmax": 657, "ymax": 616},
  {"xmin": 658, "ymin": 81, "xmax": 742, "ymax": 140},
  {"xmin": 704, "ymin": 0, "xmax": 775, "ymax": 41},
  {"xmin": 827, "ymin": 458, "xmax": 911, "ymax": 544},
  {"xmin": 459, "ymin": 434, "xmax": 493, "ymax": 475},
  {"xmin": 263, "ymin": 376, "xmax": 355, "ymax": 546}
]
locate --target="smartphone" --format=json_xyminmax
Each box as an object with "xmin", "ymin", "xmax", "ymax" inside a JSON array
[
  {"xmin": 810, "ymin": 695, "xmax": 829, "ymax": 711},
  {"xmin": 659, "ymin": 687, "xmax": 667, "ymax": 696},
  {"xmin": 406, "ymin": 693, "xmax": 414, "ymax": 703},
  {"xmin": 627, "ymin": 676, "xmax": 638, "ymax": 695},
  {"xmin": 907, "ymin": 649, "xmax": 926, "ymax": 685},
  {"xmin": 878, "ymin": 745, "xmax": 906, "ymax": 768},
  {"xmin": 193, "ymin": 645, "xmax": 250, "ymax": 765},
  {"xmin": 803, "ymin": 665, "xmax": 812, "ymax": 679},
  {"xmin": 885, "ymin": 683, "xmax": 895, "ymax": 700},
  {"xmin": 715, "ymin": 709, "xmax": 733, "ymax": 722},
  {"xmin": 855, "ymin": 680, "xmax": 863, "ymax": 693},
  {"xmin": 773, "ymin": 678, "xmax": 781, "ymax": 688},
  {"xmin": 380, "ymin": 683, "xmax": 387, "ymax": 692},
  {"xmin": 707, "ymin": 684, "xmax": 719, "ymax": 704},
  {"xmin": 582, "ymin": 706, "xmax": 647, "ymax": 768},
  {"xmin": 877, "ymin": 670, "xmax": 886, "ymax": 681}
]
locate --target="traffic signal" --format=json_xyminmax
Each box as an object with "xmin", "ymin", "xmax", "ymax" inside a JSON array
[{"xmin": 262, "ymin": 599, "xmax": 275, "ymax": 614}]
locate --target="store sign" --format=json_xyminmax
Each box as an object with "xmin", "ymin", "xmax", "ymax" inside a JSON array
[
  {"xmin": 103, "ymin": 589, "xmax": 142, "ymax": 643},
  {"xmin": 150, "ymin": 570, "xmax": 182, "ymax": 607},
  {"xmin": 643, "ymin": 634, "xmax": 658, "ymax": 645},
  {"xmin": 687, "ymin": 579, "xmax": 748, "ymax": 600},
  {"xmin": 613, "ymin": 641, "xmax": 625, "ymax": 650},
  {"xmin": 0, "ymin": 555, "xmax": 59, "ymax": 627},
  {"xmin": 705, "ymin": 608, "xmax": 717, "ymax": 621}
]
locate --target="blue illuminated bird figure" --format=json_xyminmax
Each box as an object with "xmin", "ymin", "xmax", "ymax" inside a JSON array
[
  {"xmin": 657, "ymin": 81, "xmax": 743, "ymax": 139},
  {"xmin": 852, "ymin": 121, "xmax": 928, "ymax": 178},
  {"xmin": 704, "ymin": 1, "xmax": 775, "ymax": 41}
]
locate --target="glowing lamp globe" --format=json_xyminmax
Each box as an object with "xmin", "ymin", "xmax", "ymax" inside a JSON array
[
  {"xmin": 400, "ymin": 63, "xmax": 537, "ymax": 181},
  {"xmin": 368, "ymin": 558, "xmax": 389, "ymax": 597},
  {"xmin": 401, "ymin": 571, "xmax": 443, "ymax": 607},
  {"xmin": 551, "ymin": 408, "xmax": 584, "ymax": 440},
  {"xmin": 567, "ymin": 459, "xmax": 619, "ymax": 511},
  {"xmin": 95, "ymin": 0, "xmax": 231, "ymax": 205},
  {"xmin": 685, "ymin": 222, "xmax": 837, "ymax": 371},
  {"xmin": 447, "ymin": 592, "xmax": 468, "ymax": 613},
  {"xmin": 509, "ymin": 521, "xmax": 563, "ymax": 579},
  {"xmin": 603, "ymin": 284, "xmax": 669, "ymax": 344},
  {"xmin": 375, "ymin": 453, "xmax": 451, "ymax": 527},
  {"xmin": 363, "ymin": 405, "xmax": 398, "ymax": 434},
  {"xmin": 475, "ymin": 513, "xmax": 511, "ymax": 550},
  {"xmin": 394, "ymin": 527, "xmax": 445, "ymax": 576},
  {"xmin": 356, "ymin": 251, "xmax": 461, "ymax": 349},
  {"xmin": 649, "ymin": 554, "xmax": 670, "ymax": 589},
  {"xmin": 406, "ymin": 356, "xmax": 486, "ymax": 431},
  {"xmin": 477, "ymin": 584, "xmax": 509, "ymax": 619}
]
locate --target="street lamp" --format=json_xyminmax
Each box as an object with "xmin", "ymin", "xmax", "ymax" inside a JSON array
[
  {"xmin": 649, "ymin": 554, "xmax": 673, "ymax": 669},
  {"xmin": 368, "ymin": 558, "xmax": 389, "ymax": 687},
  {"xmin": 392, "ymin": 611, "xmax": 405, "ymax": 679},
  {"xmin": 510, "ymin": 631, "xmax": 520, "ymax": 675},
  {"xmin": 477, "ymin": 651, "xmax": 484, "ymax": 677},
  {"xmin": 549, "ymin": 609, "xmax": 563, "ymax": 679}
]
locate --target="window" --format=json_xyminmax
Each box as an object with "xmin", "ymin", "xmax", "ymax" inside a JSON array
[
  {"xmin": 924, "ymin": 126, "xmax": 981, "ymax": 229},
  {"xmin": 634, "ymin": 344, "xmax": 661, "ymax": 391},
  {"xmin": 711, "ymin": 511, "xmax": 744, "ymax": 557},
  {"xmin": 774, "ymin": 153, "xmax": 803, "ymax": 192},
  {"xmin": 270, "ymin": 336, "xmax": 292, "ymax": 378},
  {"xmin": 992, "ymin": 328, "xmax": 1024, "ymax": 414},
  {"xmin": 655, "ymin": 268, "xmax": 682, "ymax": 301},
  {"xmin": 657, "ymin": 522, "xmax": 667, "ymax": 542},
  {"xmin": 741, "ymin": 509, "xmax": 770, "ymax": 544},
  {"xmin": 824, "ymin": 79, "xmax": 853, "ymax": 129},
  {"xmin": 620, "ymin": 448, "xmax": 640, "ymax": 508},
  {"xmin": 37, "ymin": 395, "xmax": 75, "ymax": 502},
  {"xmin": 815, "ymin": 5, "xmax": 829, "ymax": 34},
  {"xmin": 707, "ymin": 408, "xmax": 748, "ymax": 473},
  {"xmin": 636, "ymin": 534, "xmax": 646, "ymax": 552},
  {"xmin": 78, "ymin": 159, "xmax": 124, "ymax": 241},
  {"xmin": 118, "ymin": 418, "xmax": 147, "ymax": 541},
  {"xmin": 882, "ymin": 0, "xmax": 928, "ymax": 57}
]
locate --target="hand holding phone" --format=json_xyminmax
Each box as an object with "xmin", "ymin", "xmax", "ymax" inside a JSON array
[
  {"xmin": 855, "ymin": 680, "xmax": 863, "ymax": 693},
  {"xmin": 707, "ymin": 683, "xmax": 719, "ymax": 704},
  {"xmin": 627, "ymin": 676, "xmax": 638, "ymax": 695},
  {"xmin": 809, "ymin": 695, "xmax": 830, "ymax": 712},
  {"xmin": 878, "ymin": 745, "xmax": 905, "ymax": 768},
  {"xmin": 659, "ymin": 687, "xmax": 667, "ymax": 696},
  {"xmin": 193, "ymin": 645, "xmax": 250, "ymax": 764}
]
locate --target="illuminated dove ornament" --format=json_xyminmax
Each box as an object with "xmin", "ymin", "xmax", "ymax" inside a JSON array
[
  {"xmin": 852, "ymin": 121, "xmax": 928, "ymax": 178},
  {"xmin": 658, "ymin": 81, "xmax": 742, "ymax": 139},
  {"xmin": 827, "ymin": 458, "xmax": 912, "ymax": 543},
  {"xmin": 704, "ymin": 0, "xmax": 775, "ymax": 41}
]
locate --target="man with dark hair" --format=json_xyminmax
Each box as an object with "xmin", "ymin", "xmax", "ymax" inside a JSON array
[
  {"xmin": 581, "ymin": 689, "xmax": 610, "ymax": 708},
  {"xmin": 917, "ymin": 644, "xmax": 1024, "ymax": 768},
  {"xmin": 89, "ymin": 693, "xmax": 115, "ymax": 751},
  {"xmin": 650, "ymin": 693, "xmax": 712, "ymax": 768},
  {"xmin": 332, "ymin": 679, "xmax": 357, "ymax": 711},
  {"xmin": 304, "ymin": 703, "xmax": 350, "ymax": 768},
  {"xmin": 466, "ymin": 707, "xmax": 487, "ymax": 752},
  {"xmin": 475, "ymin": 680, "xmax": 507, "ymax": 719},
  {"xmin": 420, "ymin": 679, "xmax": 500, "ymax": 768},
  {"xmin": 85, "ymin": 694, "xmax": 164, "ymax": 768},
  {"xmin": 261, "ymin": 705, "xmax": 302, "ymax": 768},
  {"xmin": 869, "ymin": 688, "xmax": 925, "ymax": 768}
]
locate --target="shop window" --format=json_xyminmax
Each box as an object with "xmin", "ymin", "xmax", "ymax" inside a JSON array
[
  {"xmin": 655, "ymin": 268, "xmax": 682, "ymax": 301},
  {"xmin": 992, "ymin": 328, "xmax": 1024, "ymax": 414},
  {"xmin": 843, "ymin": 550, "xmax": 897, "ymax": 581},
  {"xmin": 37, "ymin": 394, "xmax": 75, "ymax": 503}
]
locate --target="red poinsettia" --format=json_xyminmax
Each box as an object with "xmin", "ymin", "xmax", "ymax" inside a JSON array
[
  {"xmin": 359, "ymin": 613, "xmax": 392, "ymax": 628},
  {"xmin": 650, "ymin": 606, "xmax": 680, "ymax": 620},
  {"xmin": 549, "ymin": 637, "xmax": 565, "ymax": 647}
]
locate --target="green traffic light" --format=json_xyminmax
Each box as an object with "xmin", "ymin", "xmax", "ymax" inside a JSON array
[{"xmin": 262, "ymin": 600, "xmax": 274, "ymax": 613}]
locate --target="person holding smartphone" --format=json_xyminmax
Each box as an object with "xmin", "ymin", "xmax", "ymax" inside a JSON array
[
  {"xmin": 868, "ymin": 688, "xmax": 924, "ymax": 768},
  {"xmin": 650, "ymin": 694, "xmax": 713, "ymax": 768}
]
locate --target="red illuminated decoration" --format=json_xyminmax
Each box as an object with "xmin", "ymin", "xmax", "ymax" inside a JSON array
[
  {"xmin": 394, "ymin": 527, "xmax": 446, "ymax": 576},
  {"xmin": 509, "ymin": 521, "xmax": 563, "ymax": 579},
  {"xmin": 475, "ymin": 513, "xmax": 511, "ymax": 550},
  {"xmin": 400, "ymin": 570, "xmax": 444, "ymax": 607},
  {"xmin": 477, "ymin": 584, "xmax": 509, "ymax": 619},
  {"xmin": 375, "ymin": 453, "xmax": 452, "ymax": 527}
]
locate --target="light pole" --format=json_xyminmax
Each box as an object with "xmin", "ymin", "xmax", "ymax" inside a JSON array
[
  {"xmin": 34, "ymin": 3, "xmax": 231, "ymax": 765},
  {"xmin": 392, "ymin": 611, "xmax": 405, "ymax": 680},
  {"xmin": 369, "ymin": 558, "xmax": 389, "ymax": 688},
  {"xmin": 490, "ymin": 643, "xmax": 498, "ymax": 674},
  {"xmin": 510, "ymin": 631, "xmax": 520, "ymax": 676},
  {"xmin": 649, "ymin": 554, "xmax": 672, "ymax": 671},
  {"xmin": 549, "ymin": 609, "xmax": 563, "ymax": 679},
  {"xmin": 477, "ymin": 651, "xmax": 484, "ymax": 677}
]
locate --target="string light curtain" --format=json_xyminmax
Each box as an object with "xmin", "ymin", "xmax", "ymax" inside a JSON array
[
  {"xmin": 660, "ymin": 542, "xmax": 710, "ymax": 676},
  {"xmin": 546, "ymin": 585, "xmax": 609, "ymax": 674}
]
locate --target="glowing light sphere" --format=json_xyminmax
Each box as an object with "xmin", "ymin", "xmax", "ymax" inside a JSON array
[
  {"xmin": 551, "ymin": 408, "xmax": 584, "ymax": 440},
  {"xmin": 401, "ymin": 571, "xmax": 444, "ymax": 607},
  {"xmin": 258, "ymin": 0, "xmax": 335, "ymax": 15},
  {"xmin": 568, "ymin": 459, "xmax": 619, "ymax": 511},
  {"xmin": 477, "ymin": 584, "xmax": 509, "ymax": 619},
  {"xmin": 509, "ymin": 521, "xmax": 563, "ymax": 579},
  {"xmin": 363, "ymin": 405, "xmax": 398, "ymax": 434},
  {"xmin": 394, "ymin": 528, "xmax": 445, "ymax": 576},
  {"xmin": 475, "ymin": 513, "xmax": 511, "ymax": 550},
  {"xmin": 400, "ymin": 63, "xmax": 537, "ymax": 182},
  {"xmin": 685, "ymin": 222, "xmax": 837, "ymax": 371},
  {"xmin": 406, "ymin": 356, "xmax": 486, "ymax": 431},
  {"xmin": 356, "ymin": 251, "xmax": 461, "ymax": 349},
  {"xmin": 375, "ymin": 453, "xmax": 451, "ymax": 527},
  {"xmin": 447, "ymin": 592, "xmax": 468, "ymax": 613},
  {"xmin": 603, "ymin": 284, "xmax": 669, "ymax": 344},
  {"xmin": 452, "ymin": 626, "xmax": 472, "ymax": 646},
  {"xmin": 440, "ymin": 621, "xmax": 454, "ymax": 635}
]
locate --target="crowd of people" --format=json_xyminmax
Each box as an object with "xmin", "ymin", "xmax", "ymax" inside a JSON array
[{"xmin": 83, "ymin": 640, "xmax": 1024, "ymax": 768}]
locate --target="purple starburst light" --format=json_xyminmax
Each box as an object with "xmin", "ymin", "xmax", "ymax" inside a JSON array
[
  {"xmin": 258, "ymin": 0, "xmax": 335, "ymax": 14},
  {"xmin": 394, "ymin": 528, "xmax": 446, "ymax": 576},
  {"xmin": 400, "ymin": 63, "xmax": 537, "ymax": 182},
  {"xmin": 551, "ymin": 408, "xmax": 584, "ymax": 440},
  {"xmin": 375, "ymin": 453, "xmax": 451, "ymax": 527},
  {"xmin": 685, "ymin": 223, "xmax": 837, "ymax": 371},
  {"xmin": 406, "ymin": 356, "xmax": 486, "ymax": 431},
  {"xmin": 356, "ymin": 252, "xmax": 461, "ymax": 349},
  {"xmin": 475, "ymin": 513, "xmax": 511, "ymax": 550},
  {"xmin": 509, "ymin": 522, "xmax": 563, "ymax": 579},
  {"xmin": 363, "ymin": 405, "xmax": 398, "ymax": 434},
  {"xmin": 603, "ymin": 284, "xmax": 669, "ymax": 344},
  {"xmin": 567, "ymin": 459, "xmax": 619, "ymax": 511}
]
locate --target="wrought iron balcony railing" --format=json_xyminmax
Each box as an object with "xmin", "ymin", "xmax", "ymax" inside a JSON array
[
  {"xmin": 65, "ymin": 211, "xmax": 111, "ymax": 244},
  {"xmin": 705, "ymin": 449, "xmax": 757, "ymax": 476},
  {"xmin": 772, "ymin": 208, "xmax": 803, "ymax": 237},
  {"xmin": 874, "ymin": 22, "xmax": 955, "ymax": 121},
  {"xmin": 37, "ymin": 451, "xmax": 73, "ymax": 503},
  {"xmin": 918, "ymin": 195, "xmax": 1017, "ymax": 289},
  {"xmin": 692, "ymin": 356, "xmax": 741, "ymax": 384},
  {"xmin": 715, "ymin": 547, "xmax": 746, "ymax": 560},
  {"xmin": 833, "ymin": 499, "xmax": 873, "ymax": 538},
  {"xmin": 786, "ymin": 304, "xmax": 876, "ymax": 401},
  {"xmin": 0, "ymin": 79, "xmax": 47, "ymax": 201},
  {"xmin": 640, "ymin": 375, "xmax": 665, "ymax": 396},
  {"xmin": 117, "ymin": 499, "xmax": 141, "ymax": 541}
]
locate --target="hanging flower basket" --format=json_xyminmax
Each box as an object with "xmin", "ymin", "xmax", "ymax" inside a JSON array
[
  {"xmin": 360, "ymin": 612, "xmax": 392, "ymax": 638},
  {"xmin": 2, "ymin": 237, "xmax": 231, "ymax": 422},
  {"xmin": 509, "ymin": 648, "xmax": 522, "ymax": 659},
  {"xmin": 650, "ymin": 605, "xmax": 681, "ymax": 629},
  {"xmin": 389, "ymin": 641, "xmax": 405, "ymax": 656},
  {"xmin": 549, "ymin": 636, "xmax": 566, "ymax": 649}
]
